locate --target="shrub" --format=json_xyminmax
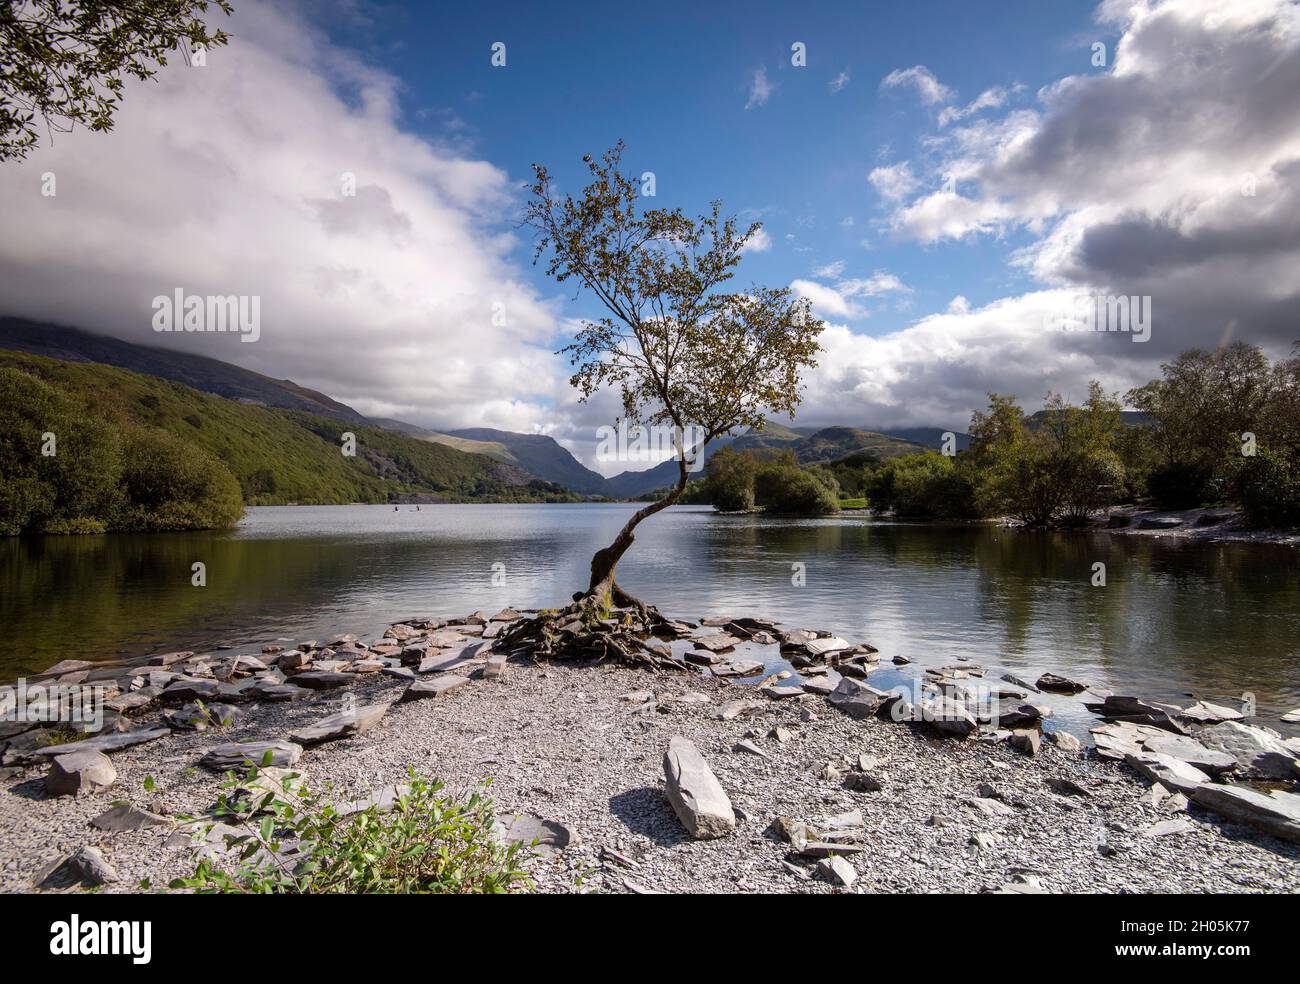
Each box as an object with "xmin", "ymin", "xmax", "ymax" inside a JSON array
[
  {"xmin": 754, "ymin": 463, "xmax": 840, "ymax": 515},
  {"xmin": 868, "ymin": 452, "xmax": 980, "ymax": 519},
  {"xmin": 116, "ymin": 427, "xmax": 244, "ymax": 531},
  {"xmin": 1234, "ymin": 448, "xmax": 1300, "ymax": 529},
  {"xmin": 170, "ymin": 767, "xmax": 533, "ymax": 895},
  {"xmin": 1146, "ymin": 460, "xmax": 1213, "ymax": 509}
]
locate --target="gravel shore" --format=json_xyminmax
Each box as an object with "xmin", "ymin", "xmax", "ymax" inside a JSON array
[{"xmin": 3, "ymin": 654, "xmax": 1298, "ymax": 894}]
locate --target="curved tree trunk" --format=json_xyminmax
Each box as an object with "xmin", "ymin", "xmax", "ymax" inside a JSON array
[{"xmin": 587, "ymin": 453, "xmax": 691, "ymax": 605}]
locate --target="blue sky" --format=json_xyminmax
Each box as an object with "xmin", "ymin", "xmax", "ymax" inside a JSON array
[
  {"xmin": 329, "ymin": 0, "xmax": 1106, "ymax": 337},
  {"xmin": 3, "ymin": 0, "xmax": 1297, "ymax": 470}
]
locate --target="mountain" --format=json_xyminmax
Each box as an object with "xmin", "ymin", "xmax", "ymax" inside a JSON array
[
  {"xmin": 603, "ymin": 424, "xmax": 934, "ymax": 498},
  {"xmin": 447, "ymin": 428, "xmax": 608, "ymax": 494},
  {"xmin": 0, "ymin": 319, "xmax": 973, "ymax": 501},
  {"xmin": 0, "ymin": 351, "xmax": 579, "ymax": 504},
  {"xmin": 0, "ymin": 317, "xmax": 368, "ymax": 423}
]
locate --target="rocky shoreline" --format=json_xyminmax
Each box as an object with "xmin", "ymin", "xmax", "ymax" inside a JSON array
[{"xmin": 2, "ymin": 609, "xmax": 1299, "ymax": 894}]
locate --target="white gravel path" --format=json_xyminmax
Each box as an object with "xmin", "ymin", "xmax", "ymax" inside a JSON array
[{"xmin": 3, "ymin": 658, "xmax": 1297, "ymax": 894}]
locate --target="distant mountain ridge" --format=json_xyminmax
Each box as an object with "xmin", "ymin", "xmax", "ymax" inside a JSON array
[{"xmin": 0, "ymin": 319, "xmax": 974, "ymax": 499}]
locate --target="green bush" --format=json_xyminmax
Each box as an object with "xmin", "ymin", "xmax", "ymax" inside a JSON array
[
  {"xmin": 0, "ymin": 368, "xmax": 122, "ymax": 534},
  {"xmin": 868, "ymin": 452, "xmax": 980, "ymax": 519},
  {"xmin": 1234, "ymin": 448, "xmax": 1300, "ymax": 529},
  {"xmin": 754, "ymin": 463, "xmax": 840, "ymax": 515},
  {"xmin": 114, "ymin": 426, "xmax": 244, "ymax": 531},
  {"xmin": 170, "ymin": 767, "xmax": 533, "ymax": 894}
]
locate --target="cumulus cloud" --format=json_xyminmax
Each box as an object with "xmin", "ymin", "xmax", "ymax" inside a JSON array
[
  {"xmin": 745, "ymin": 66, "xmax": 775, "ymax": 109},
  {"xmin": 742, "ymin": 227, "xmax": 773, "ymax": 253},
  {"xmin": 880, "ymin": 65, "xmax": 955, "ymax": 106},
  {"xmin": 872, "ymin": 0, "xmax": 1300, "ymax": 383},
  {"xmin": 869, "ymin": 161, "xmax": 922, "ymax": 201},
  {"xmin": 786, "ymin": 0, "xmax": 1300, "ymax": 434},
  {"xmin": 936, "ymin": 86, "xmax": 1015, "ymax": 127},
  {"xmin": 793, "ymin": 269, "xmax": 909, "ymax": 320},
  {"xmin": 0, "ymin": 0, "xmax": 567, "ymax": 435}
]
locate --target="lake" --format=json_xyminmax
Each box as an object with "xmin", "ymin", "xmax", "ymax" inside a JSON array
[{"xmin": 3, "ymin": 503, "xmax": 1298, "ymax": 736}]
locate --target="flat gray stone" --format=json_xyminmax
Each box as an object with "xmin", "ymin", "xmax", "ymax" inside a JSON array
[
  {"xmin": 290, "ymin": 702, "xmax": 390, "ymax": 745},
  {"xmin": 38, "ymin": 659, "xmax": 94, "ymax": 677},
  {"xmin": 200, "ymin": 740, "xmax": 303, "ymax": 772},
  {"xmin": 401, "ymin": 674, "xmax": 471, "ymax": 701},
  {"xmin": 815, "ymin": 855, "xmax": 856, "ymax": 887},
  {"xmin": 1124, "ymin": 751, "xmax": 1211, "ymax": 795},
  {"xmin": 501, "ymin": 814, "xmax": 577, "ymax": 856},
  {"xmin": 827, "ymin": 677, "xmax": 889, "ymax": 719},
  {"xmin": 1143, "ymin": 735, "xmax": 1238, "ymax": 776},
  {"xmin": 693, "ymin": 633, "xmax": 741, "ymax": 653},
  {"xmin": 33, "ymin": 726, "xmax": 170, "ymax": 758},
  {"xmin": 38, "ymin": 846, "xmax": 118, "ymax": 887},
  {"xmin": 1190, "ymin": 784, "xmax": 1300, "ymax": 843},
  {"xmin": 90, "ymin": 804, "xmax": 170, "ymax": 832},
  {"xmin": 1142, "ymin": 817, "xmax": 1195, "ymax": 837},
  {"xmin": 924, "ymin": 697, "xmax": 979, "ymax": 738},
  {"xmin": 1197, "ymin": 721, "xmax": 1300, "ymax": 779},
  {"xmin": 663, "ymin": 736, "xmax": 735, "ymax": 839},
  {"xmin": 292, "ymin": 670, "xmax": 357, "ymax": 690},
  {"xmin": 710, "ymin": 659, "xmax": 763, "ymax": 677},
  {"xmin": 46, "ymin": 750, "xmax": 116, "ymax": 797}
]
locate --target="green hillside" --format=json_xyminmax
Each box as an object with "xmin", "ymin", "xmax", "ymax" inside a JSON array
[{"xmin": 0, "ymin": 351, "xmax": 577, "ymax": 519}]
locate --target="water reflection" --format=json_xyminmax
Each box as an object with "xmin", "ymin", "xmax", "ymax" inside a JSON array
[{"xmin": 2, "ymin": 505, "xmax": 1296, "ymax": 733}]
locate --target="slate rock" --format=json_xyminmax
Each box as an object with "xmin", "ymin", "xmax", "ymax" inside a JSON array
[
  {"xmin": 500, "ymin": 814, "xmax": 578, "ymax": 856},
  {"xmin": 663, "ymin": 736, "xmax": 735, "ymax": 839},
  {"xmin": 400, "ymin": 674, "xmax": 471, "ymax": 702},
  {"xmin": 815, "ymin": 855, "xmax": 856, "ymax": 887},
  {"xmin": 90, "ymin": 803, "xmax": 170, "ymax": 832},
  {"xmin": 34, "ymin": 726, "xmax": 170, "ymax": 758},
  {"xmin": 1197, "ymin": 721, "xmax": 1299, "ymax": 779},
  {"xmin": 38, "ymin": 846, "xmax": 118, "ymax": 887},
  {"xmin": 46, "ymin": 750, "xmax": 116, "ymax": 797},
  {"xmin": 1189, "ymin": 784, "xmax": 1300, "ymax": 843},
  {"xmin": 1124, "ymin": 751, "xmax": 1210, "ymax": 795},
  {"xmin": 292, "ymin": 670, "xmax": 357, "ymax": 690},
  {"xmin": 827, "ymin": 677, "xmax": 889, "ymax": 720},
  {"xmin": 1142, "ymin": 735, "xmax": 1238, "ymax": 776},
  {"xmin": 290, "ymin": 702, "xmax": 390, "ymax": 746},
  {"xmin": 1036, "ymin": 672, "xmax": 1088, "ymax": 694},
  {"xmin": 200, "ymin": 740, "xmax": 303, "ymax": 772}
]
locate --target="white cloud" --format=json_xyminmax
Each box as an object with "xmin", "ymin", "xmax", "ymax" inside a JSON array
[
  {"xmin": 869, "ymin": 161, "xmax": 922, "ymax": 201},
  {"xmin": 936, "ymin": 86, "xmax": 1014, "ymax": 127},
  {"xmin": 880, "ymin": 65, "xmax": 955, "ymax": 106},
  {"xmin": 745, "ymin": 66, "xmax": 775, "ymax": 109},
  {"xmin": 829, "ymin": 68, "xmax": 851, "ymax": 94},
  {"xmin": 793, "ymin": 269, "xmax": 909, "ymax": 320},
  {"xmin": 880, "ymin": 0, "xmax": 1300, "ymax": 369},
  {"xmin": 742, "ymin": 227, "xmax": 773, "ymax": 253},
  {"xmin": 0, "ymin": 0, "xmax": 566, "ymax": 435}
]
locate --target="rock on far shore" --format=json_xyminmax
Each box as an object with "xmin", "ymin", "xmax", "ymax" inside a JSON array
[{"xmin": 663, "ymin": 736, "xmax": 735, "ymax": 839}]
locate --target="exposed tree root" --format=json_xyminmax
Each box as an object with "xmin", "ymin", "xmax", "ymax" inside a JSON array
[{"xmin": 494, "ymin": 587, "xmax": 696, "ymax": 671}]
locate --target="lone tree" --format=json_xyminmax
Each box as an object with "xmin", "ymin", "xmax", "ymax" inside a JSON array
[
  {"xmin": 0, "ymin": 0, "xmax": 232, "ymax": 162},
  {"xmin": 508, "ymin": 143, "xmax": 824, "ymax": 663}
]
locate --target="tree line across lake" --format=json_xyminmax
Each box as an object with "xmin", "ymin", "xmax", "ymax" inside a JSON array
[{"xmin": 687, "ymin": 342, "xmax": 1300, "ymax": 529}]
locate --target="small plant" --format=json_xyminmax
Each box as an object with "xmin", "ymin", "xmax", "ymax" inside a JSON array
[{"xmin": 169, "ymin": 763, "xmax": 533, "ymax": 894}]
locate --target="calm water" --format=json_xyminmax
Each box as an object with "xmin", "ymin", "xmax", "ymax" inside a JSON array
[{"xmin": 3, "ymin": 504, "xmax": 1298, "ymax": 735}]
